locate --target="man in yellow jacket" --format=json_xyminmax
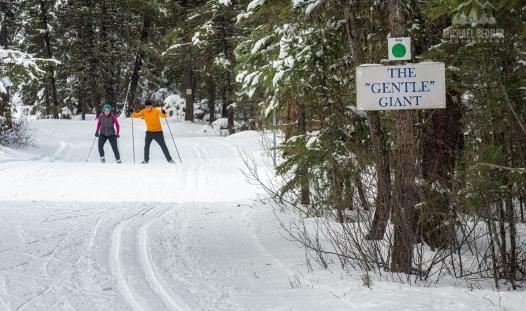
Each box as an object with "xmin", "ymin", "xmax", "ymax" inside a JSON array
[{"xmin": 131, "ymin": 100, "xmax": 174, "ymax": 164}]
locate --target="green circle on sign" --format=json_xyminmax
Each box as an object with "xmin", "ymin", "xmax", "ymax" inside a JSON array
[{"xmin": 392, "ymin": 43, "xmax": 407, "ymax": 58}]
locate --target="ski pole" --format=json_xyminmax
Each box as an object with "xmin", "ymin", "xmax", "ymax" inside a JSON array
[
  {"xmin": 131, "ymin": 114, "xmax": 136, "ymax": 164},
  {"xmin": 163, "ymin": 117, "xmax": 182, "ymax": 164},
  {"xmin": 86, "ymin": 136, "xmax": 97, "ymax": 162}
]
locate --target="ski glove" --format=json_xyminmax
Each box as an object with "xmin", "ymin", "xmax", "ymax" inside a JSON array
[
  {"xmin": 116, "ymin": 134, "xmax": 120, "ymax": 138},
  {"xmin": 95, "ymin": 132, "xmax": 99, "ymax": 137},
  {"xmin": 161, "ymin": 109, "xmax": 166, "ymax": 115}
]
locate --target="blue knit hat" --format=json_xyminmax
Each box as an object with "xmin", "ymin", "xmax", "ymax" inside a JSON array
[{"xmin": 103, "ymin": 104, "xmax": 112, "ymax": 110}]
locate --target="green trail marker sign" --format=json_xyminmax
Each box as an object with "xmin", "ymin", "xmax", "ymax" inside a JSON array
[{"xmin": 388, "ymin": 37, "xmax": 411, "ymax": 61}]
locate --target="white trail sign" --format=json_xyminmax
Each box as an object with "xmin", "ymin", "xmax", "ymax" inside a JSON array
[{"xmin": 356, "ymin": 62, "xmax": 446, "ymax": 111}]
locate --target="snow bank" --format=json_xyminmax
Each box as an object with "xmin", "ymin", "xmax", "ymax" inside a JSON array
[
  {"xmin": 71, "ymin": 114, "xmax": 97, "ymax": 120},
  {"xmin": 211, "ymin": 118, "xmax": 229, "ymax": 129},
  {"xmin": 164, "ymin": 94, "xmax": 186, "ymax": 119},
  {"xmin": 0, "ymin": 78, "xmax": 7, "ymax": 94}
]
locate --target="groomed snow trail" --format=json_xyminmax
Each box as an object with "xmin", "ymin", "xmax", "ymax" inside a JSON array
[
  {"xmin": 0, "ymin": 119, "xmax": 349, "ymax": 311},
  {"xmin": 1, "ymin": 119, "xmax": 525, "ymax": 311}
]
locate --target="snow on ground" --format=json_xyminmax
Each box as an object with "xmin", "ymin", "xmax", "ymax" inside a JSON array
[{"xmin": 0, "ymin": 118, "xmax": 525, "ymax": 310}]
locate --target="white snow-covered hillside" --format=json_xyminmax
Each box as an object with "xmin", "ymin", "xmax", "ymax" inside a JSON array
[{"xmin": 0, "ymin": 119, "xmax": 524, "ymax": 311}]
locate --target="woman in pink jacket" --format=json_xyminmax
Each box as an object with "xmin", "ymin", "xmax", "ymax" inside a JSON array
[{"xmin": 95, "ymin": 104, "xmax": 121, "ymax": 163}]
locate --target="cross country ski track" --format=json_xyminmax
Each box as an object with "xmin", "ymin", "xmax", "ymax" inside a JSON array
[{"xmin": 0, "ymin": 119, "xmax": 349, "ymax": 310}]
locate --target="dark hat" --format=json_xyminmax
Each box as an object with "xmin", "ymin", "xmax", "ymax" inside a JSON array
[{"xmin": 144, "ymin": 99, "xmax": 154, "ymax": 106}]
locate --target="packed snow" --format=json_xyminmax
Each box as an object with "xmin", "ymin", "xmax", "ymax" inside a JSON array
[{"xmin": 0, "ymin": 118, "xmax": 524, "ymax": 310}]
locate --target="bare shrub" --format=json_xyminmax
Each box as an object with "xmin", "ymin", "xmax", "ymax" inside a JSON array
[
  {"xmin": 241, "ymin": 147, "xmax": 526, "ymax": 289},
  {"xmin": 0, "ymin": 119, "xmax": 34, "ymax": 149}
]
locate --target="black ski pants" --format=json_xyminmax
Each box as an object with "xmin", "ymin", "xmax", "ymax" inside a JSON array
[
  {"xmin": 98, "ymin": 134, "xmax": 120, "ymax": 160},
  {"xmin": 144, "ymin": 131, "xmax": 172, "ymax": 162}
]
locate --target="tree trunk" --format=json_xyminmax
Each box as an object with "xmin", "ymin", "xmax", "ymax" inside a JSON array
[
  {"xmin": 503, "ymin": 128, "xmax": 517, "ymax": 287},
  {"xmin": 520, "ymin": 195, "xmax": 525, "ymax": 223},
  {"xmin": 80, "ymin": 84, "xmax": 87, "ymax": 121},
  {"xmin": 344, "ymin": 177, "xmax": 355, "ymax": 210},
  {"xmin": 486, "ymin": 206, "xmax": 500, "ymax": 289},
  {"xmin": 342, "ymin": 2, "xmax": 392, "ymax": 240},
  {"xmin": 420, "ymin": 92, "xmax": 463, "ymax": 249},
  {"xmin": 224, "ymin": 72, "xmax": 234, "ymax": 129},
  {"xmin": 0, "ymin": 20, "xmax": 8, "ymax": 48},
  {"xmin": 0, "ymin": 90, "xmax": 11, "ymax": 129},
  {"xmin": 506, "ymin": 193, "xmax": 517, "ymax": 288},
  {"xmin": 219, "ymin": 15, "xmax": 234, "ymax": 129},
  {"xmin": 113, "ymin": 65, "xmax": 122, "ymax": 106},
  {"xmin": 207, "ymin": 75, "xmax": 216, "ymax": 124},
  {"xmin": 354, "ymin": 173, "xmax": 370, "ymax": 210},
  {"xmin": 366, "ymin": 112, "xmax": 392, "ymax": 239},
  {"xmin": 83, "ymin": 0, "xmax": 100, "ymax": 114},
  {"xmin": 126, "ymin": 14, "xmax": 151, "ymax": 115},
  {"xmin": 100, "ymin": 0, "xmax": 117, "ymax": 106},
  {"xmin": 391, "ymin": 110, "xmax": 418, "ymax": 273},
  {"xmin": 184, "ymin": 65, "xmax": 194, "ymax": 122},
  {"xmin": 39, "ymin": 0, "xmax": 59, "ymax": 118},
  {"xmin": 298, "ymin": 102, "xmax": 310, "ymax": 205},
  {"xmin": 333, "ymin": 172, "xmax": 345, "ymax": 223},
  {"xmin": 0, "ymin": 18, "xmax": 11, "ymax": 127},
  {"xmin": 389, "ymin": 0, "xmax": 418, "ymax": 274},
  {"xmin": 497, "ymin": 199, "xmax": 507, "ymax": 276}
]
